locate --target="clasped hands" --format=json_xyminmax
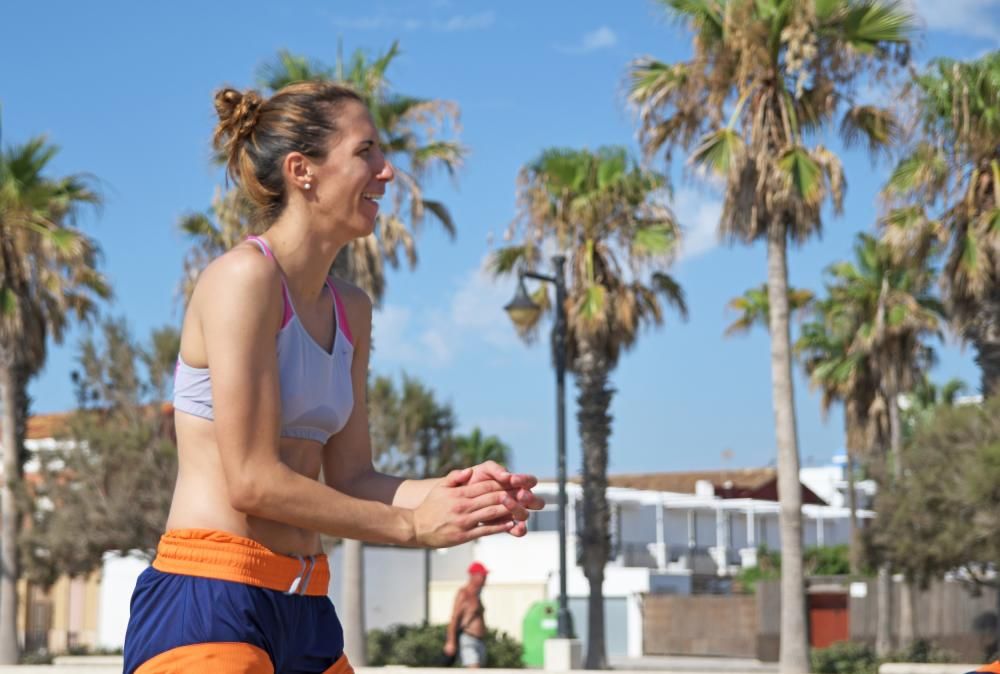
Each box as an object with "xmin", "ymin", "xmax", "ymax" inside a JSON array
[{"xmin": 413, "ymin": 460, "xmax": 545, "ymax": 548}]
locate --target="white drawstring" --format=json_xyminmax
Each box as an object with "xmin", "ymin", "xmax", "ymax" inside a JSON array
[
  {"xmin": 299, "ymin": 556, "xmax": 316, "ymax": 596},
  {"xmin": 286, "ymin": 555, "xmax": 307, "ymax": 595}
]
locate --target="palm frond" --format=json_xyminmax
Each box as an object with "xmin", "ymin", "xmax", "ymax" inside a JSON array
[
  {"xmin": 778, "ymin": 146, "xmax": 823, "ymax": 204},
  {"xmin": 838, "ymin": 0, "xmax": 916, "ymax": 52},
  {"xmin": 840, "ymin": 105, "xmax": 901, "ymax": 154},
  {"xmin": 690, "ymin": 128, "xmax": 743, "ymax": 175}
]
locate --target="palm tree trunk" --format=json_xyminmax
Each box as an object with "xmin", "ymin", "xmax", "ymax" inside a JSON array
[
  {"xmin": 765, "ymin": 225, "xmax": 809, "ymax": 674},
  {"xmin": 341, "ymin": 539, "xmax": 367, "ymax": 666},
  {"xmin": 575, "ymin": 348, "xmax": 612, "ymax": 670},
  {"xmin": 875, "ymin": 565, "xmax": 893, "ymax": 656},
  {"xmin": 974, "ymin": 338, "xmax": 1000, "ymax": 400},
  {"xmin": 845, "ymin": 449, "xmax": 861, "ymax": 576},
  {"xmin": 0, "ymin": 358, "xmax": 20, "ymax": 664},
  {"xmin": 883, "ymin": 369, "xmax": 919, "ymax": 648}
]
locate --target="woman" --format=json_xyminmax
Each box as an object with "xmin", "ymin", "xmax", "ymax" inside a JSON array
[{"xmin": 123, "ymin": 81, "xmax": 543, "ymax": 674}]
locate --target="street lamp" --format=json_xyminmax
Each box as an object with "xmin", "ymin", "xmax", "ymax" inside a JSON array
[{"xmin": 504, "ymin": 254, "xmax": 574, "ymax": 640}]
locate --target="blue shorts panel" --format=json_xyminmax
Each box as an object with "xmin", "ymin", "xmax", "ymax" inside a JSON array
[{"xmin": 123, "ymin": 567, "xmax": 345, "ymax": 674}]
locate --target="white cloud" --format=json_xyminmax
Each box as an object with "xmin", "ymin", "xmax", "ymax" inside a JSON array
[
  {"xmin": 433, "ymin": 11, "xmax": 496, "ymax": 32},
  {"xmin": 907, "ymin": 0, "xmax": 1000, "ymax": 43},
  {"xmin": 674, "ymin": 187, "xmax": 723, "ymax": 262},
  {"xmin": 371, "ymin": 304, "xmax": 423, "ymax": 364},
  {"xmin": 556, "ymin": 26, "xmax": 619, "ymax": 54},
  {"xmin": 449, "ymin": 258, "xmax": 520, "ymax": 349},
  {"xmin": 583, "ymin": 27, "xmax": 618, "ymax": 50},
  {"xmin": 331, "ymin": 11, "xmax": 495, "ymax": 33},
  {"xmin": 372, "ymin": 256, "xmax": 520, "ymax": 368}
]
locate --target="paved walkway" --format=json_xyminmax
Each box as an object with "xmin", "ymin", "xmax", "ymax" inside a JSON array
[{"xmin": 609, "ymin": 655, "xmax": 778, "ymax": 672}]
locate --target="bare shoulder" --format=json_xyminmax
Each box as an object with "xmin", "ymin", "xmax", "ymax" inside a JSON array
[
  {"xmin": 329, "ymin": 277, "xmax": 373, "ymax": 333},
  {"xmin": 193, "ymin": 244, "xmax": 283, "ymax": 311}
]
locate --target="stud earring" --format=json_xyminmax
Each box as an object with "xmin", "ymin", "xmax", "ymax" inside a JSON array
[{"xmin": 304, "ymin": 182, "xmax": 312, "ymax": 190}]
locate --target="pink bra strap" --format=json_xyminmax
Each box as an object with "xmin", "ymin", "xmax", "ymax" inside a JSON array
[
  {"xmin": 326, "ymin": 278, "xmax": 354, "ymax": 345},
  {"xmin": 246, "ymin": 236, "xmax": 294, "ymax": 328}
]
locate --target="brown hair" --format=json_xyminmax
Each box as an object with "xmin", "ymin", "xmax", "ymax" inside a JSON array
[{"xmin": 213, "ymin": 81, "xmax": 364, "ymax": 222}]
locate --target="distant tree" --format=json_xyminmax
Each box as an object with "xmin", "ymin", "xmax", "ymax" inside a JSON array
[
  {"xmin": 723, "ymin": 284, "xmax": 814, "ymax": 337},
  {"xmin": 368, "ymin": 373, "xmax": 457, "ymax": 477},
  {"xmin": 451, "ymin": 427, "xmax": 511, "ymax": 471},
  {"xmin": 882, "ymin": 51, "xmax": 1000, "ymax": 397},
  {"xmin": 493, "ymin": 146, "xmax": 685, "ymax": 668},
  {"xmin": 870, "ymin": 396, "xmax": 1000, "ymax": 650},
  {"xmin": 900, "ymin": 374, "xmax": 967, "ymax": 442},
  {"xmin": 629, "ymin": 3, "xmax": 916, "ymax": 666},
  {"xmin": 19, "ymin": 318, "xmax": 178, "ymax": 587},
  {"xmin": 0, "ymin": 128, "xmax": 110, "ymax": 664},
  {"xmin": 177, "ymin": 188, "xmax": 260, "ymax": 304},
  {"xmin": 797, "ymin": 295, "xmax": 886, "ymax": 576}
]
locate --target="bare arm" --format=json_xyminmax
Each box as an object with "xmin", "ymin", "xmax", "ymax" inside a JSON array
[
  {"xmin": 322, "ymin": 285, "xmax": 539, "ymax": 516},
  {"xmin": 320, "ymin": 284, "xmax": 451, "ymax": 509},
  {"xmin": 446, "ymin": 588, "xmax": 467, "ymax": 650},
  {"xmin": 200, "ymin": 251, "xmax": 513, "ymax": 547}
]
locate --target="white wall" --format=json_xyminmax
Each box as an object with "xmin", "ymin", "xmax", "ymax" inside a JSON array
[
  {"xmin": 327, "ymin": 544, "xmax": 426, "ymax": 630},
  {"xmin": 694, "ymin": 511, "xmax": 716, "ymax": 547},
  {"xmin": 97, "ymin": 553, "xmax": 148, "ymax": 650},
  {"xmin": 619, "ymin": 504, "xmax": 656, "ymax": 544}
]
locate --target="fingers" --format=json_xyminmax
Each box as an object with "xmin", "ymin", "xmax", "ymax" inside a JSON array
[
  {"xmin": 502, "ymin": 493, "xmax": 530, "ymax": 521},
  {"xmin": 508, "ymin": 473, "xmax": 538, "ymax": 489},
  {"xmin": 466, "ymin": 520, "xmax": 517, "ymax": 541},
  {"xmin": 464, "ymin": 502, "xmax": 513, "ymax": 526},
  {"xmin": 460, "ymin": 479, "xmax": 506, "ymax": 499},
  {"xmin": 442, "ymin": 467, "xmax": 473, "ymax": 487},
  {"xmin": 516, "ymin": 489, "xmax": 546, "ymax": 510},
  {"xmin": 507, "ymin": 521, "xmax": 528, "ymax": 537}
]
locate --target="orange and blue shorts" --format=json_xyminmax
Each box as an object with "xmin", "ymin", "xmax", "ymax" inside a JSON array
[
  {"xmin": 123, "ymin": 529, "xmax": 352, "ymax": 674},
  {"xmin": 968, "ymin": 664, "xmax": 1000, "ymax": 673}
]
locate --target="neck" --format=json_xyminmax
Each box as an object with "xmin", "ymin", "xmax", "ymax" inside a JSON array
[{"xmin": 264, "ymin": 208, "xmax": 349, "ymax": 301}]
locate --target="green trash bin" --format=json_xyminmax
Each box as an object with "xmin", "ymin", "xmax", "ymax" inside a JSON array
[{"xmin": 521, "ymin": 600, "xmax": 559, "ymax": 668}]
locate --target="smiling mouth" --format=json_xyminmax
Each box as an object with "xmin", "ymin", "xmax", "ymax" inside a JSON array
[{"xmin": 362, "ymin": 192, "xmax": 383, "ymax": 204}]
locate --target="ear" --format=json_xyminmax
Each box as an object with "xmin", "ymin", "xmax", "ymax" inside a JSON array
[{"xmin": 283, "ymin": 151, "xmax": 314, "ymax": 191}]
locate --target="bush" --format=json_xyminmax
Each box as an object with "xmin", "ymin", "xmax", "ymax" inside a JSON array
[
  {"xmin": 811, "ymin": 642, "xmax": 878, "ymax": 674},
  {"xmin": 367, "ymin": 623, "xmax": 523, "ymax": 668},
  {"xmin": 892, "ymin": 639, "xmax": 955, "ymax": 664},
  {"xmin": 19, "ymin": 650, "xmax": 54, "ymax": 665},
  {"xmin": 811, "ymin": 639, "xmax": 956, "ymax": 674}
]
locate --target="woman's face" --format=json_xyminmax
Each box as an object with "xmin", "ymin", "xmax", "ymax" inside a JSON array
[{"xmin": 307, "ymin": 100, "xmax": 394, "ymax": 239}]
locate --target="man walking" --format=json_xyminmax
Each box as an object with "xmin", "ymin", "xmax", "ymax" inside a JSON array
[{"xmin": 444, "ymin": 562, "xmax": 489, "ymax": 668}]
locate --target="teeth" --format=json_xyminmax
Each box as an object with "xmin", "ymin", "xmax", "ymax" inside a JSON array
[{"xmin": 362, "ymin": 193, "xmax": 382, "ymax": 201}]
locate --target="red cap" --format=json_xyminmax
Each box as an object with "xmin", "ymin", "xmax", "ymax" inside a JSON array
[{"xmin": 468, "ymin": 561, "xmax": 489, "ymax": 576}]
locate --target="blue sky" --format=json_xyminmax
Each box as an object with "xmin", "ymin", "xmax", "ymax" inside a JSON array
[{"xmin": 2, "ymin": 1, "xmax": 998, "ymax": 478}]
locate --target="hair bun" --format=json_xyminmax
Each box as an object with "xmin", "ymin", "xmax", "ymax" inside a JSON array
[{"xmin": 213, "ymin": 87, "xmax": 264, "ymax": 158}]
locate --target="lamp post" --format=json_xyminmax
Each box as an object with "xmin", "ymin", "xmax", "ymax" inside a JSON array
[{"xmin": 504, "ymin": 254, "xmax": 574, "ymax": 639}]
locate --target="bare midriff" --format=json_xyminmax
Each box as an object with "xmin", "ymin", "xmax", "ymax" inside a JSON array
[{"xmin": 165, "ymin": 411, "xmax": 324, "ymax": 557}]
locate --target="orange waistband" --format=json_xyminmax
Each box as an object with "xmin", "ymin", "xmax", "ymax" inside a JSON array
[{"xmin": 151, "ymin": 529, "xmax": 330, "ymax": 597}]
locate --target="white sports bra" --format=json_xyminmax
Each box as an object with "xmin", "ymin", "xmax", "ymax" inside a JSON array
[{"xmin": 172, "ymin": 236, "xmax": 355, "ymax": 443}]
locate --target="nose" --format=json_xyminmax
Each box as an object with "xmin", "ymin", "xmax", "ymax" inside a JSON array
[{"xmin": 377, "ymin": 159, "xmax": 395, "ymax": 183}]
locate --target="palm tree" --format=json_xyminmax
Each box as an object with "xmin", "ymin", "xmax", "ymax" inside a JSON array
[
  {"xmin": 494, "ymin": 146, "xmax": 686, "ymax": 669},
  {"xmin": 900, "ymin": 374, "xmax": 967, "ymax": 441},
  {"xmin": 257, "ymin": 44, "xmax": 465, "ymax": 303},
  {"xmin": 627, "ymin": 3, "xmax": 915, "ymax": 670},
  {"xmin": 0, "ymin": 129, "xmax": 110, "ymax": 663},
  {"xmin": 723, "ymin": 284, "xmax": 814, "ymax": 336},
  {"xmin": 822, "ymin": 233, "xmax": 944, "ymax": 652},
  {"xmin": 796, "ymin": 296, "xmax": 884, "ymax": 577},
  {"xmin": 177, "ymin": 188, "xmax": 260, "ymax": 303},
  {"xmin": 368, "ymin": 373, "xmax": 457, "ymax": 627},
  {"xmin": 451, "ymin": 427, "xmax": 511, "ymax": 469},
  {"xmin": 882, "ymin": 51, "xmax": 1000, "ymax": 397}
]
